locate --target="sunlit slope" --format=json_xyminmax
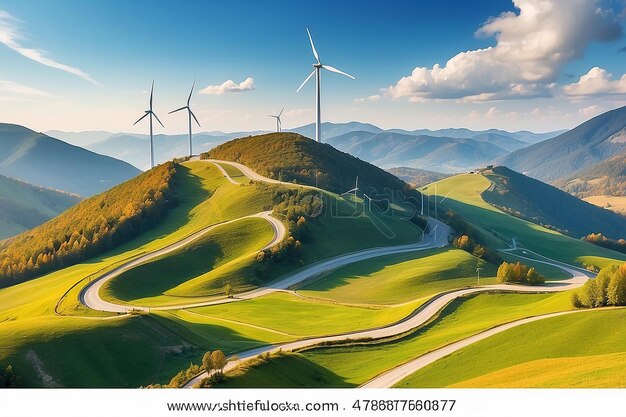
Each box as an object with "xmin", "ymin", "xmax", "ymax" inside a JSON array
[
  {"xmin": 397, "ymin": 308, "xmax": 626, "ymax": 388},
  {"xmin": 420, "ymin": 173, "xmax": 626, "ymax": 268}
]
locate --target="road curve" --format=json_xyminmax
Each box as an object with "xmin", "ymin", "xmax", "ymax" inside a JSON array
[
  {"xmin": 80, "ymin": 211, "xmax": 285, "ymax": 313},
  {"xmin": 210, "ymin": 161, "xmax": 240, "ymax": 185},
  {"xmin": 360, "ymin": 309, "xmax": 589, "ymax": 388},
  {"xmin": 184, "ymin": 254, "xmax": 589, "ymax": 387}
]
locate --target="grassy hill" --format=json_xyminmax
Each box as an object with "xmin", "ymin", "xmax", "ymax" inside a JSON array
[
  {"xmin": 398, "ymin": 309, "xmax": 626, "ymax": 388},
  {"xmin": 202, "ymin": 132, "xmax": 414, "ymax": 196},
  {"xmin": 555, "ymin": 151, "xmax": 626, "ymax": 198},
  {"xmin": 0, "ymin": 175, "xmax": 80, "ymax": 239},
  {"xmin": 497, "ymin": 106, "xmax": 626, "ymax": 182},
  {"xmin": 0, "ymin": 123, "xmax": 140, "ymax": 196},
  {"xmin": 481, "ymin": 166, "xmax": 626, "ymax": 239},
  {"xmin": 387, "ymin": 167, "xmax": 449, "ymax": 188},
  {"xmin": 0, "ymin": 162, "xmax": 177, "ymax": 287}
]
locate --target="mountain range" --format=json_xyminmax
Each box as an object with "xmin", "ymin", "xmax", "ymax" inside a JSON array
[{"xmin": 0, "ymin": 123, "xmax": 141, "ymax": 196}]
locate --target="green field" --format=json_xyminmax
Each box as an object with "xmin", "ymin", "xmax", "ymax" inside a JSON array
[
  {"xmin": 299, "ymin": 248, "xmax": 496, "ymax": 305},
  {"xmin": 101, "ymin": 217, "xmax": 274, "ymax": 305},
  {"xmin": 186, "ymin": 292, "xmax": 424, "ymax": 338},
  {"xmin": 421, "ymin": 174, "xmax": 626, "ymax": 268},
  {"xmin": 397, "ymin": 308, "xmax": 626, "ymax": 388},
  {"xmin": 220, "ymin": 291, "xmax": 574, "ymax": 387},
  {"xmin": 215, "ymin": 162, "xmax": 250, "ymax": 184}
]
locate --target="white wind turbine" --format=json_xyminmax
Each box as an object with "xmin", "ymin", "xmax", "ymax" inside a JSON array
[
  {"xmin": 341, "ymin": 176, "xmax": 359, "ymax": 201},
  {"xmin": 169, "ymin": 80, "xmax": 201, "ymax": 157},
  {"xmin": 268, "ymin": 107, "xmax": 284, "ymax": 132},
  {"xmin": 133, "ymin": 81, "xmax": 164, "ymax": 168},
  {"xmin": 297, "ymin": 28, "xmax": 355, "ymax": 143}
]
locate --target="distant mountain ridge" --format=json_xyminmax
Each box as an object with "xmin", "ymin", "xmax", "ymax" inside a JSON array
[
  {"xmin": 555, "ymin": 151, "xmax": 626, "ymax": 197},
  {"xmin": 496, "ymin": 106, "xmax": 626, "ymax": 182},
  {"xmin": 0, "ymin": 123, "xmax": 141, "ymax": 196},
  {"xmin": 47, "ymin": 122, "xmax": 563, "ymax": 173},
  {"xmin": 0, "ymin": 174, "xmax": 80, "ymax": 240}
]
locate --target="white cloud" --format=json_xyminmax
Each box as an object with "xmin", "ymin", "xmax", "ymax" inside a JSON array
[
  {"xmin": 284, "ymin": 108, "xmax": 312, "ymax": 117},
  {"xmin": 563, "ymin": 67, "xmax": 626, "ymax": 96},
  {"xmin": 384, "ymin": 0, "xmax": 622, "ymax": 101},
  {"xmin": 578, "ymin": 104, "xmax": 604, "ymax": 118},
  {"xmin": 0, "ymin": 79, "xmax": 49, "ymax": 96},
  {"xmin": 353, "ymin": 94, "xmax": 381, "ymax": 103},
  {"xmin": 199, "ymin": 77, "xmax": 255, "ymax": 95},
  {"xmin": 0, "ymin": 10, "xmax": 101, "ymax": 86}
]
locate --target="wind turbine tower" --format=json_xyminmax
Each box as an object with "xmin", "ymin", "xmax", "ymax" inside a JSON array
[
  {"xmin": 133, "ymin": 81, "xmax": 164, "ymax": 168},
  {"xmin": 297, "ymin": 28, "xmax": 355, "ymax": 143},
  {"xmin": 268, "ymin": 107, "xmax": 284, "ymax": 132},
  {"xmin": 170, "ymin": 81, "xmax": 201, "ymax": 157}
]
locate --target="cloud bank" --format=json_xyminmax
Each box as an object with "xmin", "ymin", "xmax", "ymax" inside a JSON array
[
  {"xmin": 200, "ymin": 77, "xmax": 255, "ymax": 95},
  {"xmin": 384, "ymin": 0, "xmax": 622, "ymax": 101}
]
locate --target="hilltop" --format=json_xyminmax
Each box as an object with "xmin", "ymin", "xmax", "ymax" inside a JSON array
[
  {"xmin": 496, "ymin": 106, "xmax": 626, "ymax": 182},
  {"xmin": 0, "ymin": 175, "xmax": 80, "ymax": 239},
  {"xmin": 0, "ymin": 124, "xmax": 141, "ymax": 196},
  {"xmin": 481, "ymin": 166, "xmax": 626, "ymax": 239},
  {"xmin": 202, "ymin": 132, "xmax": 413, "ymax": 195},
  {"xmin": 387, "ymin": 167, "xmax": 449, "ymax": 188}
]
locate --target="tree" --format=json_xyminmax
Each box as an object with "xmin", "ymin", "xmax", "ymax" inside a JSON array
[
  {"xmin": 0, "ymin": 365, "xmax": 16, "ymax": 388},
  {"xmin": 211, "ymin": 350, "xmax": 228, "ymax": 378},
  {"xmin": 224, "ymin": 283, "xmax": 234, "ymax": 298},
  {"xmin": 202, "ymin": 351, "xmax": 213, "ymax": 372},
  {"xmin": 526, "ymin": 267, "xmax": 544, "ymax": 285},
  {"xmin": 580, "ymin": 280, "xmax": 602, "ymax": 308},
  {"xmin": 608, "ymin": 271, "xmax": 626, "ymax": 306}
]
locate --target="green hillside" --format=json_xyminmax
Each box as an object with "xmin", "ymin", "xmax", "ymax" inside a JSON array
[
  {"xmin": 387, "ymin": 167, "xmax": 449, "ymax": 188},
  {"xmin": 202, "ymin": 132, "xmax": 414, "ymax": 196},
  {"xmin": 0, "ymin": 123, "xmax": 141, "ymax": 196},
  {"xmin": 482, "ymin": 166, "xmax": 626, "ymax": 239},
  {"xmin": 0, "ymin": 163, "xmax": 177, "ymax": 287},
  {"xmin": 0, "ymin": 175, "xmax": 80, "ymax": 239},
  {"xmin": 497, "ymin": 106, "xmax": 626, "ymax": 182}
]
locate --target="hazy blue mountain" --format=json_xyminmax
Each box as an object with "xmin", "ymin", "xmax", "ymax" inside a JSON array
[
  {"xmin": 326, "ymin": 131, "xmax": 510, "ymax": 172},
  {"xmin": 45, "ymin": 130, "xmax": 116, "ymax": 147},
  {"xmin": 386, "ymin": 127, "xmax": 564, "ymax": 143},
  {"xmin": 0, "ymin": 174, "xmax": 80, "ymax": 239},
  {"xmin": 287, "ymin": 121, "xmax": 383, "ymax": 139},
  {"xmin": 496, "ymin": 106, "xmax": 626, "ymax": 182},
  {"xmin": 0, "ymin": 123, "xmax": 140, "ymax": 197}
]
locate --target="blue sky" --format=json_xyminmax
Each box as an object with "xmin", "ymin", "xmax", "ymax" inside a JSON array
[{"xmin": 0, "ymin": 0, "xmax": 625, "ymax": 134}]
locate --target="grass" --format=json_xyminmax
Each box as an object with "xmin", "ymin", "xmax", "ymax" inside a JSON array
[
  {"xmin": 397, "ymin": 308, "xmax": 626, "ymax": 388},
  {"xmin": 215, "ymin": 162, "xmax": 250, "ymax": 184},
  {"xmin": 100, "ymin": 217, "xmax": 274, "ymax": 304},
  {"xmin": 217, "ymin": 291, "xmax": 574, "ymax": 387},
  {"xmin": 298, "ymin": 248, "xmax": 496, "ymax": 305},
  {"xmin": 186, "ymin": 292, "xmax": 425, "ymax": 338},
  {"xmin": 421, "ymin": 174, "xmax": 626, "ymax": 268}
]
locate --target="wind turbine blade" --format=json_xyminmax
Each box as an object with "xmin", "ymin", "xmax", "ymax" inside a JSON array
[
  {"xmin": 190, "ymin": 109, "xmax": 201, "ymax": 127},
  {"xmin": 322, "ymin": 64, "xmax": 355, "ymax": 79},
  {"xmin": 169, "ymin": 106, "xmax": 187, "ymax": 114},
  {"xmin": 278, "ymin": 107, "xmax": 284, "ymax": 117},
  {"xmin": 297, "ymin": 70, "xmax": 316, "ymax": 92},
  {"xmin": 133, "ymin": 112, "xmax": 149, "ymax": 125},
  {"xmin": 150, "ymin": 80, "xmax": 154, "ymax": 110},
  {"xmin": 187, "ymin": 80, "xmax": 195, "ymax": 106},
  {"xmin": 152, "ymin": 112, "xmax": 165, "ymax": 128},
  {"xmin": 306, "ymin": 28, "xmax": 320, "ymax": 63}
]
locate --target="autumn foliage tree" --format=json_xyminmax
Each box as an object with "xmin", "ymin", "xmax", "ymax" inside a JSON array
[
  {"xmin": 573, "ymin": 263, "xmax": 626, "ymax": 308},
  {"xmin": 496, "ymin": 261, "xmax": 545, "ymax": 285},
  {"xmin": 0, "ymin": 162, "xmax": 178, "ymax": 287}
]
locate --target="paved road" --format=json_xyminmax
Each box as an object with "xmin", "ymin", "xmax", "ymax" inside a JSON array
[
  {"xmin": 360, "ymin": 309, "xmax": 589, "ymax": 388},
  {"xmin": 80, "ymin": 211, "xmax": 285, "ymax": 313},
  {"xmin": 184, "ymin": 252, "xmax": 588, "ymax": 387}
]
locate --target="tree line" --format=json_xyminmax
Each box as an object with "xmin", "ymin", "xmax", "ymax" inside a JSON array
[
  {"xmin": 0, "ymin": 162, "xmax": 178, "ymax": 287},
  {"xmin": 572, "ymin": 263, "xmax": 626, "ymax": 308},
  {"xmin": 583, "ymin": 232, "xmax": 626, "ymax": 255}
]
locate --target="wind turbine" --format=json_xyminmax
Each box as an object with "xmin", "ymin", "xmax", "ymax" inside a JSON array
[
  {"xmin": 268, "ymin": 107, "xmax": 284, "ymax": 132},
  {"xmin": 169, "ymin": 80, "xmax": 201, "ymax": 157},
  {"xmin": 296, "ymin": 28, "xmax": 355, "ymax": 143},
  {"xmin": 341, "ymin": 176, "xmax": 359, "ymax": 201},
  {"xmin": 133, "ymin": 81, "xmax": 164, "ymax": 168}
]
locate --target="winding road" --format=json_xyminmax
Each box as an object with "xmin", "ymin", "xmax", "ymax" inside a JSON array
[{"xmin": 75, "ymin": 158, "xmax": 595, "ymax": 389}]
